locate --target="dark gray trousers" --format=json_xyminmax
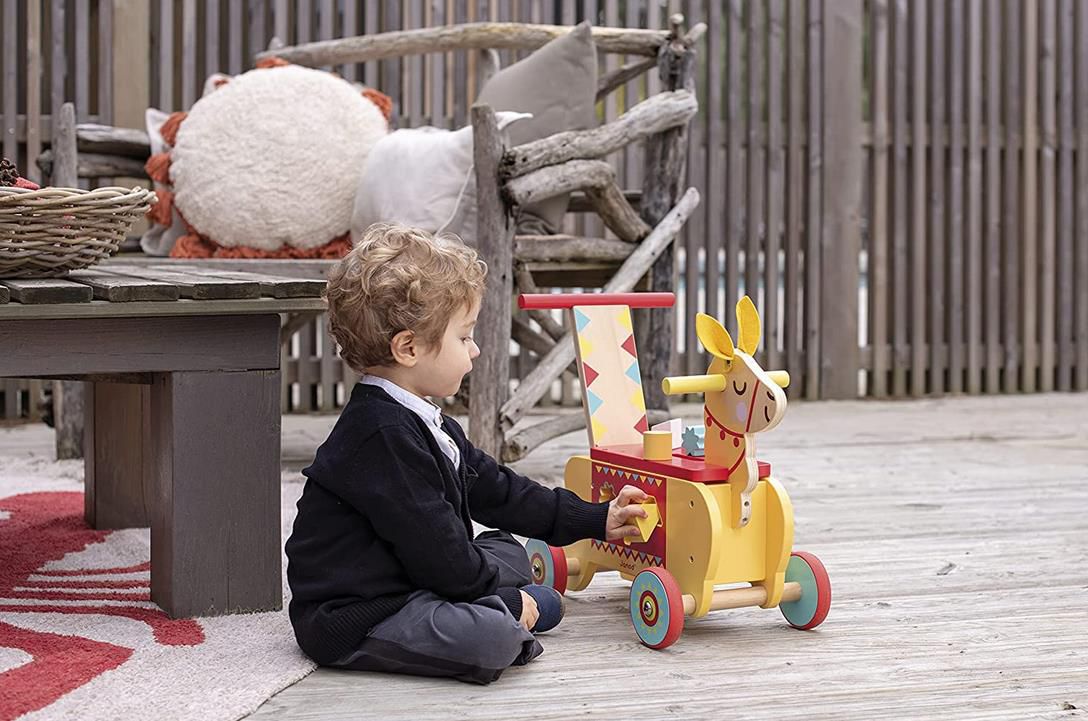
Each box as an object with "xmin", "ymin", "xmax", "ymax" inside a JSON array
[{"xmin": 330, "ymin": 531, "xmax": 543, "ymax": 685}]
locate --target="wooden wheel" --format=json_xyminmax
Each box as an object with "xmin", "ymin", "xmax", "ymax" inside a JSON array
[
  {"xmin": 629, "ymin": 566, "xmax": 684, "ymax": 649},
  {"xmin": 525, "ymin": 539, "xmax": 568, "ymax": 595},
  {"xmin": 779, "ymin": 551, "xmax": 831, "ymax": 630}
]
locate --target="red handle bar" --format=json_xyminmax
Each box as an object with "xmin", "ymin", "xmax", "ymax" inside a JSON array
[{"xmin": 518, "ymin": 292, "xmax": 676, "ymax": 310}]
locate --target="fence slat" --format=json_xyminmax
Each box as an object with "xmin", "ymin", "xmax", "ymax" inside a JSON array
[
  {"xmin": 1021, "ymin": 0, "xmax": 1039, "ymax": 393},
  {"xmin": 75, "ymin": 0, "xmax": 90, "ymax": 117},
  {"xmin": 1003, "ymin": 0, "xmax": 1022, "ymax": 393},
  {"xmin": 763, "ymin": 0, "xmax": 783, "ymax": 372},
  {"xmin": 1057, "ymin": 0, "xmax": 1075, "ymax": 392},
  {"xmin": 869, "ymin": 0, "xmax": 890, "ymax": 397},
  {"xmin": 985, "ymin": 1, "xmax": 1002, "ymax": 393},
  {"xmin": 298, "ymin": 318, "xmax": 317, "ymax": 411},
  {"xmin": 296, "ymin": 0, "xmax": 311, "ymax": 44},
  {"xmin": 182, "ymin": 0, "xmax": 197, "ymax": 108},
  {"xmin": 98, "ymin": 0, "xmax": 113, "ymax": 124},
  {"xmin": 51, "ymin": 0, "xmax": 66, "ymax": 122},
  {"xmin": 229, "ymin": 0, "xmax": 244, "ymax": 74},
  {"xmin": 26, "ymin": 0, "xmax": 43, "ymax": 184},
  {"xmin": 428, "ymin": 0, "xmax": 444, "ymax": 125},
  {"xmin": 820, "ymin": 0, "xmax": 862, "ymax": 398},
  {"xmin": 1039, "ymin": 0, "xmax": 1056, "ymax": 392},
  {"xmin": 406, "ymin": 0, "xmax": 424, "ymax": 128},
  {"xmin": 965, "ymin": 0, "xmax": 983, "ymax": 395},
  {"xmin": 725, "ymin": 0, "xmax": 742, "ymax": 324},
  {"xmin": 159, "ymin": 0, "xmax": 174, "ymax": 109},
  {"xmin": 318, "ymin": 315, "xmax": 337, "ymax": 411},
  {"xmin": 273, "ymin": 0, "xmax": 287, "ymax": 46},
  {"xmin": 2, "ymin": 1, "xmax": 17, "ymax": 166},
  {"xmin": 804, "ymin": 0, "xmax": 822, "ymax": 400},
  {"xmin": 364, "ymin": 1, "xmax": 379, "ymax": 88},
  {"xmin": 1077, "ymin": 0, "xmax": 1088, "ymax": 391},
  {"xmin": 705, "ymin": 0, "xmax": 723, "ymax": 345},
  {"xmin": 745, "ymin": 0, "xmax": 764, "ymax": 315},
  {"xmin": 909, "ymin": 0, "xmax": 926, "ymax": 397},
  {"xmin": 208, "ymin": 0, "xmax": 221, "ymax": 74},
  {"xmin": 928, "ymin": 0, "xmax": 945, "ymax": 394},
  {"xmin": 252, "ymin": 0, "xmax": 270, "ymax": 66},
  {"xmin": 784, "ymin": 0, "xmax": 803, "ymax": 394},
  {"xmin": 890, "ymin": 0, "xmax": 908, "ymax": 397},
  {"xmin": 948, "ymin": 0, "xmax": 966, "ymax": 395}
]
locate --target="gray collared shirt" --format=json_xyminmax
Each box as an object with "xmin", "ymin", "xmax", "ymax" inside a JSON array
[{"xmin": 358, "ymin": 374, "xmax": 460, "ymax": 470}]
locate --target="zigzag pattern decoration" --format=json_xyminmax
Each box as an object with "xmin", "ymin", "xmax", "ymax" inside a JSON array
[
  {"xmin": 570, "ymin": 304, "xmax": 648, "ymax": 447},
  {"xmin": 593, "ymin": 464, "xmax": 663, "ymax": 487},
  {"xmin": 589, "ymin": 539, "xmax": 663, "ymax": 567}
]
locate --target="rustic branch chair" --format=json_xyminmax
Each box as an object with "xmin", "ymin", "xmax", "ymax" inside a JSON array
[{"xmin": 40, "ymin": 18, "xmax": 705, "ymax": 463}]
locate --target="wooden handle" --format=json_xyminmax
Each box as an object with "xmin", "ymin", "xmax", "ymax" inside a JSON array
[
  {"xmin": 662, "ymin": 373, "xmax": 726, "ymax": 395},
  {"xmin": 681, "ymin": 582, "xmax": 803, "ymax": 616},
  {"xmin": 566, "ymin": 557, "xmax": 582, "ymax": 577},
  {"xmin": 517, "ymin": 292, "xmax": 675, "ymax": 310}
]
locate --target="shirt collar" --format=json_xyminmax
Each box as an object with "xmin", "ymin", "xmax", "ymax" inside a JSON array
[{"xmin": 359, "ymin": 374, "xmax": 443, "ymax": 428}]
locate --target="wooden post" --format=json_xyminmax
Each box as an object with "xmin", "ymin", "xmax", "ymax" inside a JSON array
[
  {"xmin": 84, "ymin": 381, "xmax": 152, "ymax": 529},
  {"xmin": 149, "ymin": 369, "xmax": 281, "ymax": 616},
  {"xmin": 819, "ymin": 0, "xmax": 863, "ymax": 399},
  {"xmin": 468, "ymin": 104, "xmax": 513, "ymax": 457},
  {"xmin": 51, "ymin": 103, "xmax": 86, "ymax": 460},
  {"xmin": 637, "ymin": 15, "xmax": 696, "ymax": 413}
]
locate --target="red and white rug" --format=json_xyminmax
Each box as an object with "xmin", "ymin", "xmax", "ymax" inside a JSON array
[{"xmin": 0, "ymin": 455, "xmax": 314, "ymax": 721}]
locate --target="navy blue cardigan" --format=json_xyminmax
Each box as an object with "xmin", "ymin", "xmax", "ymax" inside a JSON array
[{"xmin": 285, "ymin": 383, "xmax": 608, "ymax": 664}]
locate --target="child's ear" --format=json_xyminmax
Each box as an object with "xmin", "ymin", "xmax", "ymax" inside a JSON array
[{"xmin": 389, "ymin": 330, "xmax": 419, "ymax": 367}]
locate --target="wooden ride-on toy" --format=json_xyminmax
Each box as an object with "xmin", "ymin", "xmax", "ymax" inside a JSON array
[{"xmin": 521, "ymin": 292, "xmax": 831, "ymax": 649}]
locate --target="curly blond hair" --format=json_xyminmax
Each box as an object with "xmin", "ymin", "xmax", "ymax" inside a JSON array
[{"xmin": 325, "ymin": 224, "xmax": 487, "ymax": 371}]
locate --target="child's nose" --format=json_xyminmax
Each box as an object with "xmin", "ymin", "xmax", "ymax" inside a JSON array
[{"xmin": 469, "ymin": 340, "xmax": 481, "ymax": 359}]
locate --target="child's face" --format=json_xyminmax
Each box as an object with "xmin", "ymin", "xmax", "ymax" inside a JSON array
[{"xmin": 413, "ymin": 298, "xmax": 481, "ymax": 398}]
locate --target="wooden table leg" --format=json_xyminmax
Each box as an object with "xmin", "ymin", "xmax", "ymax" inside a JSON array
[
  {"xmin": 149, "ymin": 369, "xmax": 281, "ymax": 617},
  {"xmin": 84, "ymin": 381, "xmax": 152, "ymax": 529}
]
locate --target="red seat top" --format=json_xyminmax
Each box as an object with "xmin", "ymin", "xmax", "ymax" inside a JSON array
[{"xmin": 589, "ymin": 445, "xmax": 770, "ymax": 483}]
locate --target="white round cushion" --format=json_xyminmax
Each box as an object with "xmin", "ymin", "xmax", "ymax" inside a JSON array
[{"xmin": 170, "ymin": 65, "xmax": 387, "ymax": 250}]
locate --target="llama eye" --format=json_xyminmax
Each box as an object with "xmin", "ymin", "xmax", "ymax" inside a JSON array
[
  {"xmin": 767, "ymin": 391, "xmax": 774, "ymax": 400},
  {"xmin": 732, "ymin": 380, "xmax": 747, "ymax": 395}
]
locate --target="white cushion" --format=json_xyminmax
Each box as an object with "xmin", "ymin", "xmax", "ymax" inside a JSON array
[
  {"xmin": 171, "ymin": 65, "xmax": 388, "ymax": 251},
  {"xmin": 350, "ymin": 112, "xmax": 529, "ymax": 245}
]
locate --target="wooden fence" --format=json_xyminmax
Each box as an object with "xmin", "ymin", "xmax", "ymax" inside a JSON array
[{"xmin": 2, "ymin": 0, "xmax": 1087, "ymax": 421}]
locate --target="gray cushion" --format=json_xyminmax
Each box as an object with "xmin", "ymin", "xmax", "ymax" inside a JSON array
[{"xmin": 476, "ymin": 22, "xmax": 598, "ymax": 235}]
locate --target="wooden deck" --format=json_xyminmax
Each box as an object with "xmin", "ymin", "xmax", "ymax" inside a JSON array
[{"xmin": 251, "ymin": 393, "xmax": 1088, "ymax": 720}]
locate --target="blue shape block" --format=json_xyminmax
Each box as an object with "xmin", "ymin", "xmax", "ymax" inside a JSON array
[
  {"xmin": 682, "ymin": 424, "xmax": 706, "ymax": 456},
  {"xmin": 625, "ymin": 360, "xmax": 642, "ymax": 384},
  {"xmin": 587, "ymin": 389, "xmax": 604, "ymax": 415},
  {"xmin": 574, "ymin": 308, "xmax": 591, "ymax": 332}
]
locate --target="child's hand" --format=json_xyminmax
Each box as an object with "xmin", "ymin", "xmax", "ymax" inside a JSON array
[
  {"xmin": 605, "ymin": 485, "xmax": 650, "ymax": 541},
  {"xmin": 519, "ymin": 590, "xmax": 539, "ymax": 631}
]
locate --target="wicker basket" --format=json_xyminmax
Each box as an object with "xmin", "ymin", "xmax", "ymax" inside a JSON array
[{"xmin": 0, "ymin": 186, "xmax": 157, "ymax": 278}]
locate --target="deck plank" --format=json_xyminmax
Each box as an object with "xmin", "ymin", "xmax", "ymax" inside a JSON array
[
  {"xmin": 101, "ymin": 266, "xmax": 262, "ymax": 300},
  {"xmin": 0, "ymin": 278, "xmax": 94, "ymax": 304},
  {"xmin": 67, "ymin": 269, "xmax": 181, "ymax": 302},
  {"xmin": 153, "ymin": 264, "xmax": 326, "ymax": 299},
  {"xmin": 248, "ymin": 395, "xmax": 1088, "ymax": 720}
]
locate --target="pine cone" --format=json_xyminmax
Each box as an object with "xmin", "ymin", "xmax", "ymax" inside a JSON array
[{"xmin": 0, "ymin": 157, "xmax": 18, "ymax": 187}]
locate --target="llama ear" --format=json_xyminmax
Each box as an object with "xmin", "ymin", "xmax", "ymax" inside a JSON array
[
  {"xmin": 696, "ymin": 313, "xmax": 735, "ymax": 361},
  {"xmin": 736, "ymin": 295, "xmax": 761, "ymax": 355}
]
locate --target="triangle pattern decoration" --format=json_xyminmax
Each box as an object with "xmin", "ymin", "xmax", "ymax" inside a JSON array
[
  {"xmin": 617, "ymin": 308, "xmax": 634, "ymax": 332},
  {"xmin": 583, "ymin": 363, "xmax": 599, "ymax": 387},
  {"xmin": 625, "ymin": 361, "xmax": 642, "ymax": 384},
  {"xmin": 587, "ymin": 389, "xmax": 604, "ymax": 416},
  {"xmin": 621, "ymin": 334, "xmax": 637, "ymax": 357},
  {"xmin": 575, "ymin": 308, "xmax": 592, "ymax": 333},
  {"xmin": 634, "ymin": 414, "xmax": 649, "ymax": 433}
]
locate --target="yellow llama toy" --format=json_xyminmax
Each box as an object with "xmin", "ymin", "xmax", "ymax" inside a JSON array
[{"xmin": 521, "ymin": 292, "xmax": 831, "ymax": 649}]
